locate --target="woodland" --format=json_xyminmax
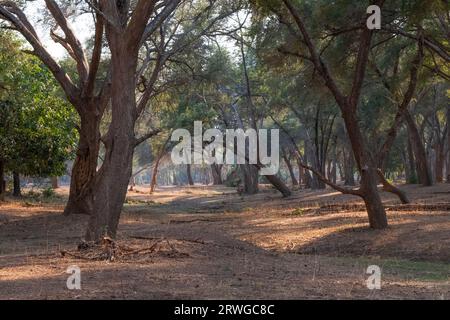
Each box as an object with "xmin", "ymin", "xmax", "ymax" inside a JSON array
[{"xmin": 0, "ymin": 0, "xmax": 449, "ymax": 300}]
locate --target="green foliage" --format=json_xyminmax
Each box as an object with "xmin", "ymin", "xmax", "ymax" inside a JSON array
[{"xmin": 0, "ymin": 31, "xmax": 78, "ymax": 178}]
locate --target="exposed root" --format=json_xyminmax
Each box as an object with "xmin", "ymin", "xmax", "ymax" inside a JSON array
[{"xmin": 60, "ymin": 237, "xmax": 189, "ymax": 262}]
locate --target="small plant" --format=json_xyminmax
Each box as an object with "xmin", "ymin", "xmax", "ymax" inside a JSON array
[
  {"xmin": 291, "ymin": 208, "xmax": 305, "ymax": 216},
  {"xmin": 42, "ymin": 187, "xmax": 55, "ymax": 198},
  {"xmin": 27, "ymin": 190, "xmax": 41, "ymax": 199}
]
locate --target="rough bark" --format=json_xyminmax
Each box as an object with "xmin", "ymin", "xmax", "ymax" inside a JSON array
[
  {"xmin": 343, "ymin": 112, "xmax": 388, "ymax": 228},
  {"xmin": 64, "ymin": 107, "xmax": 101, "ymax": 216},
  {"xmin": 84, "ymin": 59, "xmax": 136, "ymax": 242},
  {"xmin": 13, "ymin": 172, "xmax": 20, "ymax": 197},
  {"xmin": 84, "ymin": 0, "xmax": 161, "ymax": 241}
]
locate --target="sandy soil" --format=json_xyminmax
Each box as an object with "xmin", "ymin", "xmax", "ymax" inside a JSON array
[{"xmin": 0, "ymin": 183, "xmax": 449, "ymax": 299}]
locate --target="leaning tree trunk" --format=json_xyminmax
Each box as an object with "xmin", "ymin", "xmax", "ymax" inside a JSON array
[
  {"xmin": 150, "ymin": 152, "xmax": 164, "ymax": 193},
  {"xmin": 343, "ymin": 112, "xmax": 388, "ymax": 229},
  {"xmin": 64, "ymin": 107, "xmax": 101, "ymax": 216},
  {"xmin": 405, "ymin": 111, "xmax": 433, "ymax": 186},
  {"xmin": 13, "ymin": 172, "xmax": 20, "ymax": 197}
]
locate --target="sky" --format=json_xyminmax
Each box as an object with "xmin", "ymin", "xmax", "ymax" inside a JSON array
[
  {"xmin": 24, "ymin": 0, "xmax": 94, "ymax": 60},
  {"xmin": 21, "ymin": 0, "xmax": 244, "ymax": 61}
]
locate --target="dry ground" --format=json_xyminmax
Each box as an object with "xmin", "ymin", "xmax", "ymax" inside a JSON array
[{"xmin": 0, "ymin": 183, "xmax": 449, "ymax": 299}]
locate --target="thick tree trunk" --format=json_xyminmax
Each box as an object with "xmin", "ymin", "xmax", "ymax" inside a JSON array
[
  {"xmin": 342, "ymin": 112, "xmax": 388, "ymax": 229},
  {"xmin": 0, "ymin": 160, "xmax": 5, "ymax": 201},
  {"xmin": 13, "ymin": 172, "xmax": 20, "ymax": 197},
  {"xmin": 405, "ymin": 111, "xmax": 433, "ymax": 186},
  {"xmin": 84, "ymin": 39, "xmax": 137, "ymax": 241},
  {"xmin": 211, "ymin": 164, "xmax": 223, "ymax": 185},
  {"xmin": 282, "ymin": 153, "xmax": 298, "ymax": 185},
  {"xmin": 64, "ymin": 107, "xmax": 101, "ymax": 216}
]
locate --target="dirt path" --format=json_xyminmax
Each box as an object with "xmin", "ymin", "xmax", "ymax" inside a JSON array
[{"xmin": 0, "ymin": 184, "xmax": 449, "ymax": 299}]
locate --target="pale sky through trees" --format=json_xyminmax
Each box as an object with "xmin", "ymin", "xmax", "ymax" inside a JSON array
[
  {"xmin": 23, "ymin": 0, "xmax": 244, "ymax": 61},
  {"xmin": 24, "ymin": 0, "xmax": 93, "ymax": 59}
]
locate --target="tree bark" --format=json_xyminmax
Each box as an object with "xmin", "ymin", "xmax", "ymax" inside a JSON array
[
  {"xmin": 186, "ymin": 164, "xmax": 194, "ymax": 186},
  {"xmin": 282, "ymin": 152, "xmax": 298, "ymax": 186},
  {"xmin": 211, "ymin": 164, "xmax": 223, "ymax": 185},
  {"xmin": 435, "ymin": 142, "xmax": 444, "ymax": 183},
  {"xmin": 406, "ymin": 133, "xmax": 417, "ymax": 183},
  {"xmin": 13, "ymin": 172, "xmax": 20, "ymax": 197},
  {"xmin": 0, "ymin": 160, "xmax": 5, "ymax": 201},
  {"xmin": 150, "ymin": 153, "xmax": 163, "ymax": 193},
  {"xmin": 64, "ymin": 107, "xmax": 101, "ymax": 216},
  {"xmin": 447, "ymin": 105, "xmax": 450, "ymax": 183},
  {"xmin": 342, "ymin": 112, "xmax": 388, "ymax": 229},
  {"xmin": 241, "ymin": 164, "xmax": 258, "ymax": 194},
  {"xmin": 405, "ymin": 110, "xmax": 433, "ymax": 186},
  {"xmin": 84, "ymin": 61, "xmax": 136, "ymax": 242}
]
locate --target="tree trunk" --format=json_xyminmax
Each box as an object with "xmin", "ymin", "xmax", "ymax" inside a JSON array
[
  {"xmin": 186, "ymin": 164, "xmax": 194, "ymax": 186},
  {"xmin": 343, "ymin": 148, "xmax": 355, "ymax": 186},
  {"xmin": 435, "ymin": 142, "xmax": 444, "ymax": 183},
  {"xmin": 282, "ymin": 153, "xmax": 298, "ymax": 185},
  {"xmin": 264, "ymin": 172, "xmax": 292, "ymax": 197},
  {"xmin": 405, "ymin": 110, "xmax": 433, "ymax": 186},
  {"xmin": 447, "ymin": 105, "xmax": 450, "ymax": 183},
  {"xmin": 150, "ymin": 154, "xmax": 163, "ymax": 193},
  {"xmin": 297, "ymin": 160, "xmax": 304, "ymax": 186},
  {"xmin": 51, "ymin": 177, "xmax": 59, "ymax": 189},
  {"xmin": 64, "ymin": 107, "xmax": 101, "ymax": 216},
  {"xmin": 13, "ymin": 172, "xmax": 20, "ymax": 197},
  {"xmin": 0, "ymin": 160, "xmax": 5, "ymax": 201},
  {"xmin": 84, "ymin": 37, "xmax": 138, "ymax": 241},
  {"xmin": 211, "ymin": 164, "xmax": 223, "ymax": 185},
  {"xmin": 406, "ymin": 134, "xmax": 417, "ymax": 183},
  {"xmin": 342, "ymin": 112, "xmax": 388, "ymax": 229},
  {"xmin": 241, "ymin": 164, "xmax": 258, "ymax": 194}
]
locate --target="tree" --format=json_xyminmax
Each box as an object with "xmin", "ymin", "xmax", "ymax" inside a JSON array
[{"xmin": 0, "ymin": 35, "xmax": 77, "ymax": 197}]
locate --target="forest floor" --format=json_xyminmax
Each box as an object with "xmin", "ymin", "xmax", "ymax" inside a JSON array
[{"xmin": 0, "ymin": 183, "xmax": 449, "ymax": 299}]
